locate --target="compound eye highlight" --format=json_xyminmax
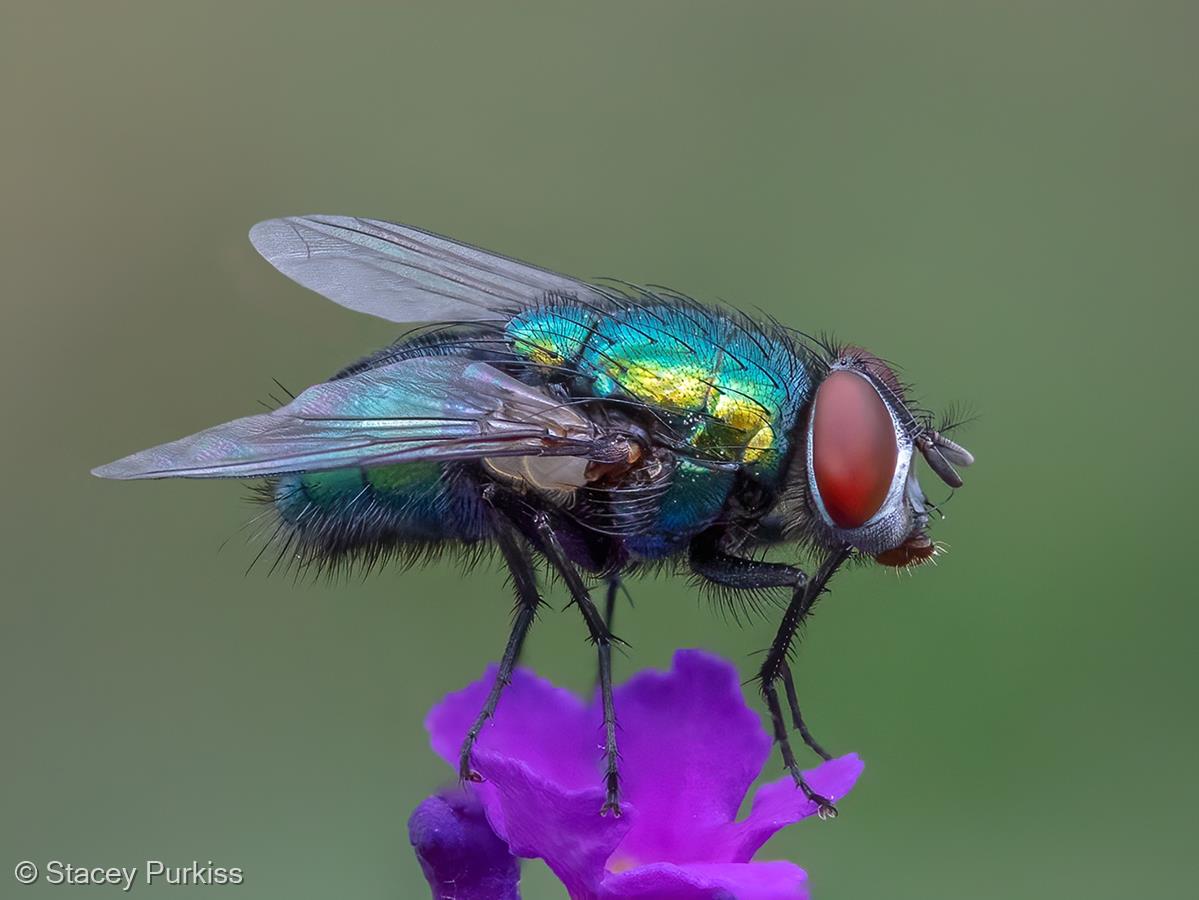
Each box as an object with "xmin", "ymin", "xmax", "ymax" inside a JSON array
[{"xmin": 811, "ymin": 370, "xmax": 898, "ymax": 529}]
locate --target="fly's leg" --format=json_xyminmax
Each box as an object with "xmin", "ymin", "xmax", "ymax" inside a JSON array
[
  {"xmin": 688, "ymin": 538, "xmax": 830, "ymax": 756},
  {"xmin": 688, "ymin": 535, "xmax": 806, "ymax": 593},
  {"xmin": 593, "ymin": 577, "xmax": 626, "ymax": 694},
  {"xmin": 534, "ymin": 513, "xmax": 623, "ymax": 816},
  {"xmin": 458, "ymin": 514, "xmax": 544, "ymax": 785},
  {"xmin": 757, "ymin": 547, "xmax": 851, "ymax": 818},
  {"xmin": 689, "ymin": 534, "xmax": 849, "ymax": 815},
  {"xmin": 603, "ymin": 576, "xmax": 624, "ymax": 632},
  {"xmin": 780, "ymin": 660, "xmax": 831, "ymax": 761}
]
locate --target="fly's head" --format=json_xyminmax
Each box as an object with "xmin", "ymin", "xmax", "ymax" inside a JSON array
[{"xmin": 793, "ymin": 347, "xmax": 974, "ymax": 568}]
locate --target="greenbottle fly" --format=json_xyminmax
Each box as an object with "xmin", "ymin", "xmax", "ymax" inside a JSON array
[{"xmin": 94, "ymin": 216, "xmax": 974, "ymax": 816}]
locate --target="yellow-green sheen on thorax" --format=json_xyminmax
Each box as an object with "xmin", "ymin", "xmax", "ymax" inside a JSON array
[{"xmin": 506, "ymin": 301, "xmax": 811, "ymax": 481}]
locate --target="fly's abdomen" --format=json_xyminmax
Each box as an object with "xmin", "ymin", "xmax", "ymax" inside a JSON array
[{"xmin": 270, "ymin": 461, "xmax": 486, "ymax": 564}]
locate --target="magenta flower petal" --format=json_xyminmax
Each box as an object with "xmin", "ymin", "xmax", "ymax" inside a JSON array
[
  {"xmin": 601, "ymin": 860, "xmax": 808, "ymax": 899},
  {"xmin": 426, "ymin": 664, "xmax": 597, "ymax": 789},
  {"xmin": 600, "ymin": 650, "xmax": 772, "ymax": 864},
  {"xmin": 472, "ymin": 751, "xmax": 632, "ymax": 899},
  {"xmin": 731, "ymin": 755, "xmax": 865, "ymax": 860},
  {"xmin": 420, "ymin": 649, "xmax": 863, "ymax": 899},
  {"xmin": 407, "ymin": 789, "xmax": 520, "ymax": 900}
]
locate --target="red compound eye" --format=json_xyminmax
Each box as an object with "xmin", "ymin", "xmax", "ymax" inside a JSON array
[{"xmin": 811, "ymin": 370, "xmax": 898, "ymax": 529}]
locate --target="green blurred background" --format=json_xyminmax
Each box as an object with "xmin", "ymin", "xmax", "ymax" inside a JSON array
[{"xmin": 2, "ymin": 2, "xmax": 1194, "ymax": 897}]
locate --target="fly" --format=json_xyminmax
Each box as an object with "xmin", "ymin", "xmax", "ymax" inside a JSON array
[{"xmin": 94, "ymin": 215, "xmax": 975, "ymax": 817}]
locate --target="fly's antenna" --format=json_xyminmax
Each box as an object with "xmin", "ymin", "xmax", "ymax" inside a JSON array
[{"xmin": 936, "ymin": 401, "xmax": 979, "ymax": 435}]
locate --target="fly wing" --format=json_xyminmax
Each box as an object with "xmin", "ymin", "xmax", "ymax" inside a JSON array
[
  {"xmin": 92, "ymin": 357, "xmax": 605, "ymax": 480},
  {"xmin": 248, "ymin": 215, "xmax": 609, "ymax": 324}
]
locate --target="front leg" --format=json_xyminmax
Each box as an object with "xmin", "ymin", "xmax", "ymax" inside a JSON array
[
  {"xmin": 780, "ymin": 660, "xmax": 831, "ymax": 761},
  {"xmin": 689, "ymin": 535, "xmax": 825, "ymax": 755},
  {"xmin": 688, "ymin": 531, "xmax": 806, "ymax": 593},
  {"xmin": 757, "ymin": 547, "xmax": 851, "ymax": 817},
  {"xmin": 690, "ymin": 534, "xmax": 850, "ymax": 814}
]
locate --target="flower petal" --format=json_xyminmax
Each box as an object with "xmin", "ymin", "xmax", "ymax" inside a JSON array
[
  {"xmin": 422, "ymin": 651, "xmax": 863, "ymax": 899},
  {"xmin": 726, "ymin": 754, "xmax": 865, "ymax": 861},
  {"xmin": 407, "ymin": 789, "xmax": 520, "ymax": 900},
  {"xmin": 426, "ymin": 664, "xmax": 598, "ymax": 790},
  {"xmin": 600, "ymin": 860, "xmax": 808, "ymax": 900},
  {"xmin": 602, "ymin": 650, "xmax": 771, "ymax": 864},
  {"xmin": 473, "ymin": 750, "xmax": 633, "ymax": 900}
]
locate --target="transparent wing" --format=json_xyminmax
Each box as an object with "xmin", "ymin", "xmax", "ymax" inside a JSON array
[
  {"xmin": 92, "ymin": 357, "xmax": 604, "ymax": 480},
  {"xmin": 248, "ymin": 215, "xmax": 609, "ymax": 324}
]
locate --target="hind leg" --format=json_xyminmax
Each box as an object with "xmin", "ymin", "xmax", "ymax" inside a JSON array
[{"xmin": 457, "ymin": 516, "xmax": 544, "ymax": 783}]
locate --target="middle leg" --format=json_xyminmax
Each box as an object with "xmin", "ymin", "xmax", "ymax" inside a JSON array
[
  {"xmin": 603, "ymin": 576, "xmax": 625, "ymax": 632},
  {"xmin": 593, "ymin": 576, "xmax": 627, "ymax": 694},
  {"xmin": 534, "ymin": 513, "xmax": 623, "ymax": 815}
]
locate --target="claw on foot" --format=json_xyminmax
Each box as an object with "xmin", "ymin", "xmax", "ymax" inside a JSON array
[
  {"xmin": 799, "ymin": 780, "xmax": 838, "ymax": 819},
  {"xmin": 600, "ymin": 797, "xmax": 623, "ymax": 817},
  {"xmin": 458, "ymin": 758, "xmax": 485, "ymax": 784},
  {"xmin": 813, "ymin": 798, "xmax": 838, "ymax": 820}
]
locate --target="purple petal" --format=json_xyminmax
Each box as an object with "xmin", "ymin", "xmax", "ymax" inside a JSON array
[
  {"xmin": 473, "ymin": 750, "xmax": 632, "ymax": 900},
  {"xmin": 426, "ymin": 664, "xmax": 598, "ymax": 790},
  {"xmin": 602, "ymin": 650, "xmax": 771, "ymax": 864},
  {"xmin": 727, "ymin": 754, "xmax": 865, "ymax": 861},
  {"xmin": 407, "ymin": 789, "xmax": 520, "ymax": 900},
  {"xmin": 422, "ymin": 650, "xmax": 863, "ymax": 899},
  {"xmin": 600, "ymin": 860, "xmax": 808, "ymax": 900}
]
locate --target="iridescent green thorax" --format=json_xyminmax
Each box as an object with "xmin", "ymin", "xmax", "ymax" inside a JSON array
[{"xmin": 507, "ymin": 301, "xmax": 811, "ymax": 481}]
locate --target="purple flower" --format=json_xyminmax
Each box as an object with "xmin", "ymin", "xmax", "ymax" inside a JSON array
[
  {"xmin": 408, "ymin": 788, "xmax": 521, "ymax": 900},
  {"xmin": 418, "ymin": 649, "xmax": 863, "ymax": 899}
]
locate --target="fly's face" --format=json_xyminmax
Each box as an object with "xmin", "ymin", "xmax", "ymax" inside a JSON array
[{"xmin": 803, "ymin": 349, "xmax": 974, "ymax": 567}]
